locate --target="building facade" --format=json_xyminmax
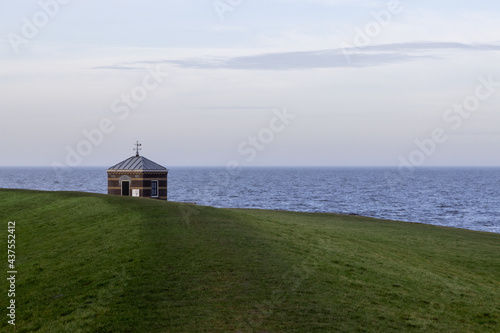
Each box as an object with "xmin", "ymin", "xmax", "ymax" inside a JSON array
[{"xmin": 107, "ymin": 155, "xmax": 168, "ymax": 200}]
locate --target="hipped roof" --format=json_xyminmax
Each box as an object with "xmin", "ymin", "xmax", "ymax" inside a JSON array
[{"xmin": 108, "ymin": 155, "xmax": 167, "ymax": 172}]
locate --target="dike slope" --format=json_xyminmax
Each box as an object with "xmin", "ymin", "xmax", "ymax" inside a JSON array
[{"xmin": 1, "ymin": 189, "xmax": 499, "ymax": 332}]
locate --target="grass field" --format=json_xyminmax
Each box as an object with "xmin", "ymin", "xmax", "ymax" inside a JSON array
[{"xmin": 0, "ymin": 188, "xmax": 499, "ymax": 332}]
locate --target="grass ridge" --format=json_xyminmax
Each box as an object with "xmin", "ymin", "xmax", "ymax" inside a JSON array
[{"xmin": 0, "ymin": 189, "xmax": 499, "ymax": 332}]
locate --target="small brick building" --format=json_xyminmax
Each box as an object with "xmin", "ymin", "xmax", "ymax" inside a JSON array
[{"xmin": 107, "ymin": 153, "xmax": 168, "ymax": 200}]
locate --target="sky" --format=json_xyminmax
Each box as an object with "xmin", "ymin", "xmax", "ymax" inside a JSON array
[{"xmin": 1, "ymin": 0, "xmax": 500, "ymax": 167}]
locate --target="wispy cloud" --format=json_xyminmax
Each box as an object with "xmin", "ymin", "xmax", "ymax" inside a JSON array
[
  {"xmin": 276, "ymin": 0, "xmax": 384, "ymax": 7},
  {"xmin": 165, "ymin": 50, "xmax": 428, "ymax": 70},
  {"xmin": 91, "ymin": 66, "xmax": 151, "ymax": 71},
  {"xmin": 194, "ymin": 106, "xmax": 276, "ymax": 110},
  {"xmin": 92, "ymin": 41, "xmax": 500, "ymax": 71}
]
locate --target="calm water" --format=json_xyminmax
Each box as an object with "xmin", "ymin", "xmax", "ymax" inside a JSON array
[{"xmin": 1, "ymin": 167, "xmax": 499, "ymax": 234}]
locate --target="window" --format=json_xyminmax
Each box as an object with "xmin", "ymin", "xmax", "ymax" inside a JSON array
[{"xmin": 151, "ymin": 180, "xmax": 158, "ymax": 197}]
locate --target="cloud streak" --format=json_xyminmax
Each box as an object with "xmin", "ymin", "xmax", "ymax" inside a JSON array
[{"xmin": 93, "ymin": 41, "xmax": 500, "ymax": 71}]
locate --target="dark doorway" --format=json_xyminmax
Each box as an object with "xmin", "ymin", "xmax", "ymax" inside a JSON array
[{"xmin": 121, "ymin": 181, "xmax": 130, "ymax": 196}]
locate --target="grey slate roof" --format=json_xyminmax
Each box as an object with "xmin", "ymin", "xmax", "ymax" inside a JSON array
[{"xmin": 108, "ymin": 156, "xmax": 167, "ymax": 171}]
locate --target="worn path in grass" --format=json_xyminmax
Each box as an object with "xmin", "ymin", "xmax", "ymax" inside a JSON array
[{"xmin": 0, "ymin": 189, "xmax": 499, "ymax": 332}]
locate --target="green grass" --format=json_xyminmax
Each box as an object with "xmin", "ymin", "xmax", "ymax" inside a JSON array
[{"xmin": 0, "ymin": 188, "xmax": 499, "ymax": 332}]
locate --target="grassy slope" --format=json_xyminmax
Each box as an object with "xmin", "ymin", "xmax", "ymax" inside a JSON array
[{"xmin": 0, "ymin": 189, "xmax": 499, "ymax": 332}]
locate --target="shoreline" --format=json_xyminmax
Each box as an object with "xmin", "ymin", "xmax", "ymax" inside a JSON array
[{"xmin": 1, "ymin": 187, "xmax": 499, "ymax": 234}]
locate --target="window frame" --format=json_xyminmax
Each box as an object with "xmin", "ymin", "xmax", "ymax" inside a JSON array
[{"xmin": 151, "ymin": 180, "xmax": 159, "ymax": 198}]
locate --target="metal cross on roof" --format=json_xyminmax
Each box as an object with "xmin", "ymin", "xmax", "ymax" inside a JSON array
[{"xmin": 134, "ymin": 141, "xmax": 142, "ymax": 157}]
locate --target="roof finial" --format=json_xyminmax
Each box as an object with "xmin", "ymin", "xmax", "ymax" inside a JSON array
[{"xmin": 134, "ymin": 141, "xmax": 142, "ymax": 157}]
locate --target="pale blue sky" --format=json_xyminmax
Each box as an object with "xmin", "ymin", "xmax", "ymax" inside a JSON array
[{"xmin": 1, "ymin": 0, "xmax": 499, "ymax": 167}]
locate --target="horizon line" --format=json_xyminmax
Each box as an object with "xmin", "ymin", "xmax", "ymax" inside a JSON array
[{"xmin": 1, "ymin": 165, "xmax": 500, "ymax": 168}]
